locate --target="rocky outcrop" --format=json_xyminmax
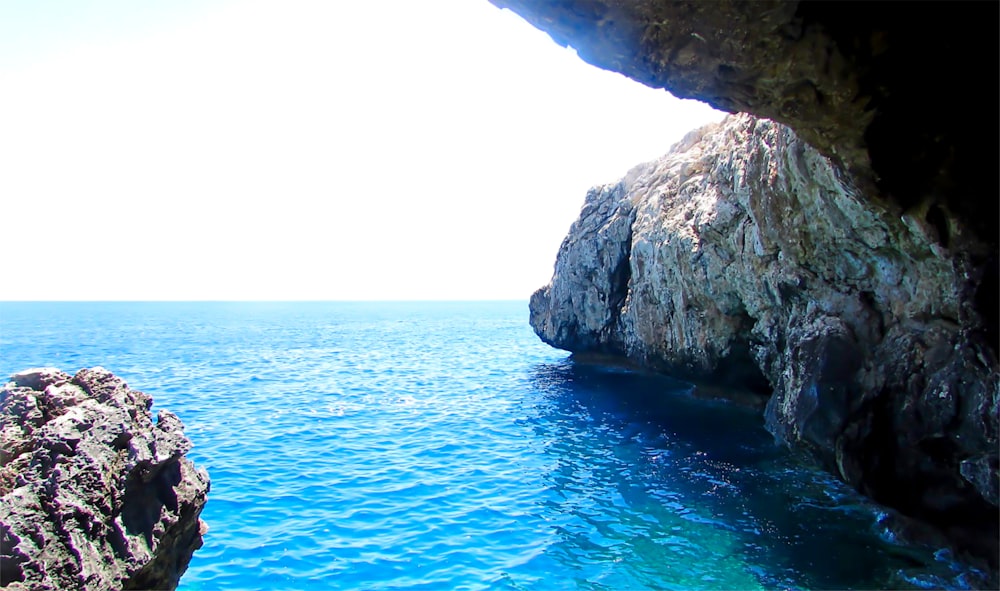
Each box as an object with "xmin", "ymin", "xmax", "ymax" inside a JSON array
[
  {"xmin": 493, "ymin": 3, "xmax": 999, "ymax": 403},
  {"xmin": 496, "ymin": 0, "xmax": 997, "ymax": 571},
  {"xmin": 531, "ymin": 114, "xmax": 998, "ymax": 566},
  {"xmin": 0, "ymin": 368, "xmax": 209, "ymax": 591}
]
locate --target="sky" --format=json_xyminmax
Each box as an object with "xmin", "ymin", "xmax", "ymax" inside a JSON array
[{"xmin": 0, "ymin": 0, "xmax": 724, "ymax": 301}]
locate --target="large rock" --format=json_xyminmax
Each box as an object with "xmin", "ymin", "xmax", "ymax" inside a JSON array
[
  {"xmin": 493, "ymin": 1, "xmax": 998, "ymax": 382},
  {"xmin": 498, "ymin": 0, "xmax": 998, "ymax": 571},
  {"xmin": 531, "ymin": 114, "xmax": 999, "ymax": 566},
  {"xmin": 0, "ymin": 367, "xmax": 209, "ymax": 591}
]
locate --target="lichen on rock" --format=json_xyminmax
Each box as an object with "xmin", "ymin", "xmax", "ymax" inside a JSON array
[
  {"xmin": 0, "ymin": 367, "xmax": 209, "ymax": 591},
  {"xmin": 530, "ymin": 113, "xmax": 999, "ymax": 567}
]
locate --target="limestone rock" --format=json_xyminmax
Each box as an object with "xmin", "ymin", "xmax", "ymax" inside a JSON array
[
  {"xmin": 493, "ymin": 2, "xmax": 999, "ymax": 391},
  {"xmin": 0, "ymin": 367, "xmax": 210, "ymax": 591},
  {"xmin": 531, "ymin": 114, "xmax": 999, "ymax": 566}
]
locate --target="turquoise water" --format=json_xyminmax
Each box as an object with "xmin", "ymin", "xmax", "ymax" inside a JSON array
[{"xmin": 0, "ymin": 302, "xmax": 983, "ymax": 589}]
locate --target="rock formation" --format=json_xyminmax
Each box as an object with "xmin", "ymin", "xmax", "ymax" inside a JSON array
[
  {"xmin": 530, "ymin": 113, "xmax": 998, "ymax": 568},
  {"xmin": 494, "ymin": 0, "xmax": 996, "ymax": 571},
  {"xmin": 489, "ymin": 1, "xmax": 999, "ymax": 260},
  {"xmin": 0, "ymin": 367, "xmax": 209, "ymax": 591}
]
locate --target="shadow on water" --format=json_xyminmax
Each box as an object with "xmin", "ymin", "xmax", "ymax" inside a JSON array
[{"xmin": 524, "ymin": 358, "xmax": 979, "ymax": 590}]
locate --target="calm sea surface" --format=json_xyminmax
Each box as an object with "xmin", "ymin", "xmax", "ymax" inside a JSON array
[{"xmin": 0, "ymin": 302, "xmax": 984, "ymax": 590}]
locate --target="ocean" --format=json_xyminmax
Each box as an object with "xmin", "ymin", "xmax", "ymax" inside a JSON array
[{"xmin": 0, "ymin": 301, "xmax": 982, "ymax": 590}]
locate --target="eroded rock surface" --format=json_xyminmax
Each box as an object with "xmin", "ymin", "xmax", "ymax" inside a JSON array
[
  {"xmin": 0, "ymin": 367, "xmax": 209, "ymax": 591},
  {"xmin": 531, "ymin": 114, "xmax": 999, "ymax": 566}
]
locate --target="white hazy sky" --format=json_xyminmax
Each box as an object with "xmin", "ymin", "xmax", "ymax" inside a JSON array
[{"xmin": 0, "ymin": 0, "xmax": 724, "ymax": 301}]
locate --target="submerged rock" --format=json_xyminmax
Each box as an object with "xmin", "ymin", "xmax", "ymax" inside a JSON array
[
  {"xmin": 531, "ymin": 114, "xmax": 999, "ymax": 567},
  {"xmin": 0, "ymin": 367, "xmax": 209, "ymax": 591}
]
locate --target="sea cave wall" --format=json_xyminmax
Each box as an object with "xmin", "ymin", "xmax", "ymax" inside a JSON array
[{"xmin": 499, "ymin": 0, "xmax": 999, "ymax": 568}]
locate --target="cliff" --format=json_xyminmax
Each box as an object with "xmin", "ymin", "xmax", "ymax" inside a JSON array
[
  {"xmin": 530, "ymin": 114, "xmax": 998, "ymax": 566},
  {"xmin": 494, "ymin": 0, "xmax": 997, "ymax": 570},
  {"xmin": 0, "ymin": 368, "xmax": 209, "ymax": 591}
]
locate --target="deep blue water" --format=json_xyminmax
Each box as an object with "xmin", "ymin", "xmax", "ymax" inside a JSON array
[{"xmin": 0, "ymin": 301, "xmax": 984, "ymax": 590}]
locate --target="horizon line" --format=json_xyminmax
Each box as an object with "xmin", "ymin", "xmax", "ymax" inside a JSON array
[{"xmin": 0, "ymin": 298, "xmax": 530, "ymax": 303}]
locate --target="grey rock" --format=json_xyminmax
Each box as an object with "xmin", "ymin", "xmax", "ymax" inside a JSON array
[
  {"xmin": 531, "ymin": 114, "xmax": 999, "ymax": 565},
  {"xmin": 0, "ymin": 367, "xmax": 209, "ymax": 591}
]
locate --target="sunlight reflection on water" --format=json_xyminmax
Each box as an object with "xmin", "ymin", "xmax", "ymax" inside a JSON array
[{"xmin": 0, "ymin": 301, "xmax": 984, "ymax": 590}]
